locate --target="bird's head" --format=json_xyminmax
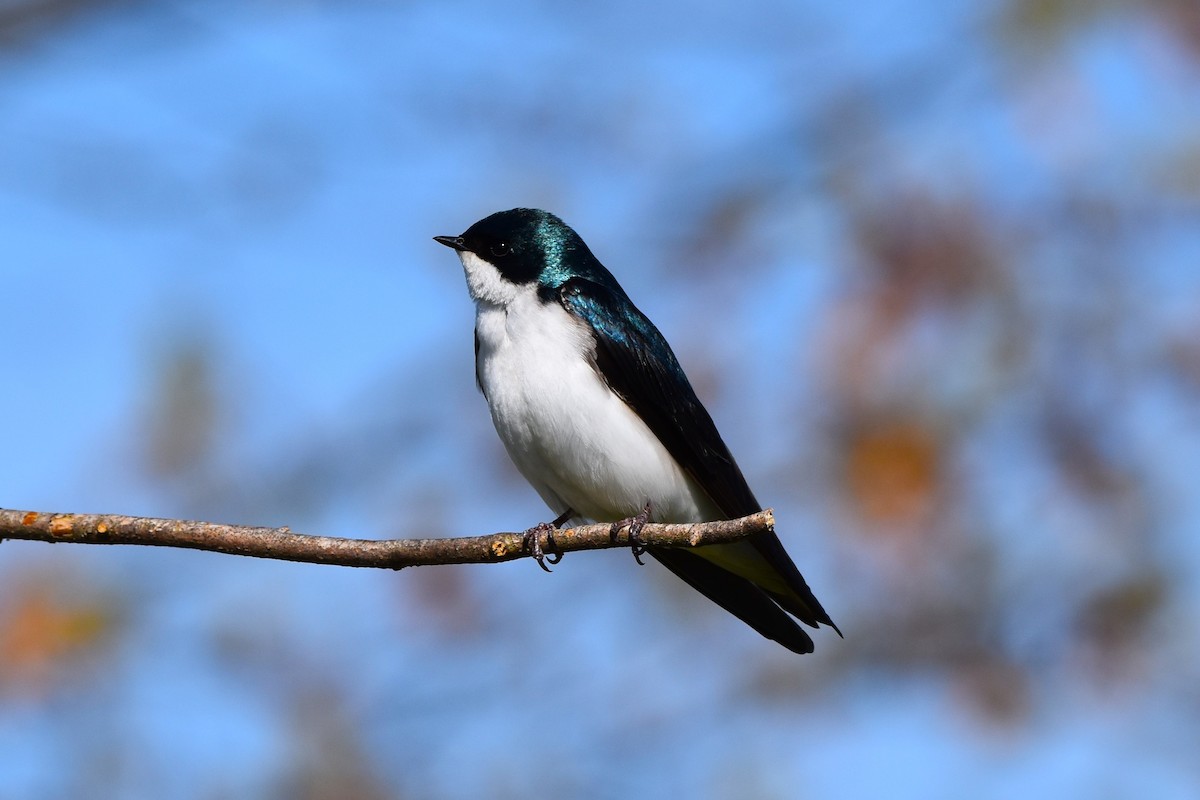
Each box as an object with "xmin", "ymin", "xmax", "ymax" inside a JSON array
[{"xmin": 435, "ymin": 208, "xmax": 595, "ymax": 306}]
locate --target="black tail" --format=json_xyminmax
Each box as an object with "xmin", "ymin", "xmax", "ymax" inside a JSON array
[
  {"xmin": 649, "ymin": 547, "xmax": 815, "ymax": 655},
  {"xmin": 746, "ymin": 530, "xmax": 843, "ymax": 636}
]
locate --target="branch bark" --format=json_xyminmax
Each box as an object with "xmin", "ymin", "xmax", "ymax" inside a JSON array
[{"xmin": 0, "ymin": 507, "xmax": 775, "ymax": 569}]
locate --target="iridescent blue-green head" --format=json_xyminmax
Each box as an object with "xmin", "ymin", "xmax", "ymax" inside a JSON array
[{"xmin": 435, "ymin": 208, "xmax": 612, "ymax": 306}]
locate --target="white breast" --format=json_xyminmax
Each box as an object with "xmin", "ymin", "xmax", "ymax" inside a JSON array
[{"xmin": 472, "ymin": 281, "xmax": 718, "ymax": 525}]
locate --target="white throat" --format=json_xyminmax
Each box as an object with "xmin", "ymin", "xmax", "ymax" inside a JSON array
[{"xmin": 458, "ymin": 250, "xmax": 522, "ymax": 307}]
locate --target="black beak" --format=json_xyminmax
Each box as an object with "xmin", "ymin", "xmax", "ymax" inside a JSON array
[{"xmin": 433, "ymin": 235, "xmax": 468, "ymax": 252}]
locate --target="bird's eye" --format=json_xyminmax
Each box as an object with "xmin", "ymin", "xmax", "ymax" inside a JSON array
[{"xmin": 490, "ymin": 242, "xmax": 510, "ymax": 257}]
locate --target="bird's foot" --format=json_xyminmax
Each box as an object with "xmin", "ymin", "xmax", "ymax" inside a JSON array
[
  {"xmin": 610, "ymin": 500, "xmax": 653, "ymax": 566},
  {"xmin": 523, "ymin": 508, "xmax": 574, "ymax": 572}
]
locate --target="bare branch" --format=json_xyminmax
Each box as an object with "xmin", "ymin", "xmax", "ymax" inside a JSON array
[{"xmin": 0, "ymin": 507, "xmax": 775, "ymax": 569}]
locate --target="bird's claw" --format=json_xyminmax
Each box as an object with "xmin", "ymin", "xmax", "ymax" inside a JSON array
[
  {"xmin": 610, "ymin": 500, "xmax": 653, "ymax": 566},
  {"xmin": 523, "ymin": 508, "xmax": 573, "ymax": 572},
  {"xmin": 523, "ymin": 523, "xmax": 561, "ymax": 572}
]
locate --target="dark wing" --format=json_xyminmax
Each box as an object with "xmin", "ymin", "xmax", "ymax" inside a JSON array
[
  {"xmin": 553, "ymin": 278, "xmax": 838, "ymax": 637},
  {"xmin": 553, "ymin": 278, "xmax": 759, "ymax": 517},
  {"xmin": 474, "ymin": 327, "xmax": 485, "ymax": 396}
]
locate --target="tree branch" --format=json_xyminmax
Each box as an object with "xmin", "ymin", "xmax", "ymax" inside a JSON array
[{"xmin": 0, "ymin": 507, "xmax": 775, "ymax": 569}]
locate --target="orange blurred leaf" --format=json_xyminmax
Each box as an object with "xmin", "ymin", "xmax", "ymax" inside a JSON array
[
  {"xmin": 0, "ymin": 580, "xmax": 115, "ymax": 695},
  {"xmin": 844, "ymin": 419, "xmax": 942, "ymax": 529}
]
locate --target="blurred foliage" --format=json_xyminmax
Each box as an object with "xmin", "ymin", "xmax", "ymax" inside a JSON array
[
  {"xmin": 0, "ymin": 567, "xmax": 118, "ymax": 697},
  {"xmin": 842, "ymin": 417, "xmax": 942, "ymax": 529},
  {"xmin": 0, "ymin": 0, "xmax": 116, "ymax": 46},
  {"xmin": 143, "ymin": 337, "xmax": 223, "ymax": 482}
]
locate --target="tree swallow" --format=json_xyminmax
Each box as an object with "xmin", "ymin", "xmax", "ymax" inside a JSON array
[{"xmin": 435, "ymin": 208, "xmax": 839, "ymax": 654}]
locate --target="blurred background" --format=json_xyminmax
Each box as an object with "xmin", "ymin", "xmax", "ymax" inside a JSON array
[{"xmin": 2, "ymin": 0, "xmax": 1199, "ymax": 797}]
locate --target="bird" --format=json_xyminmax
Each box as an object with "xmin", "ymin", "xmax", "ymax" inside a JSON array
[{"xmin": 434, "ymin": 208, "xmax": 839, "ymax": 654}]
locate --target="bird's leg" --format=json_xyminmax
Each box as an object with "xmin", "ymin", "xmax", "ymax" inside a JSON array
[
  {"xmin": 523, "ymin": 508, "xmax": 574, "ymax": 572},
  {"xmin": 610, "ymin": 500, "xmax": 653, "ymax": 566}
]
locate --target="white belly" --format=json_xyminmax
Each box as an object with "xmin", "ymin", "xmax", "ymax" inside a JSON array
[{"xmin": 474, "ymin": 289, "xmax": 717, "ymax": 524}]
